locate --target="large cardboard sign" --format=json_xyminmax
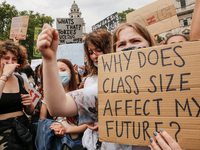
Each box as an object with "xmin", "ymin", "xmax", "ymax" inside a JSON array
[
  {"xmin": 92, "ymin": 12, "xmax": 119, "ymax": 33},
  {"xmin": 98, "ymin": 41, "xmax": 200, "ymax": 149},
  {"xmin": 56, "ymin": 18, "xmax": 83, "ymax": 45},
  {"xmin": 57, "ymin": 43, "xmax": 84, "ymax": 66},
  {"xmin": 10, "ymin": 16, "xmax": 29, "ymax": 40},
  {"xmin": 126, "ymin": 0, "xmax": 180, "ymax": 35},
  {"xmin": 33, "ymin": 27, "xmax": 42, "ymax": 57}
]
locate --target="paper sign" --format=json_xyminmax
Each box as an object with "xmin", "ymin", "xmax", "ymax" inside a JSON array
[
  {"xmin": 57, "ymin": 43, "xmax": 84, "ymax": 66},
  {"xmin": 27, "ymin": 84, "xmax": 41, "ymax": 107},
  {"xmin": 10, "ymin": 16, "xmax": 29, "ymax": 40},
  {"xmin": 33, "ymin": 27, "xmax": 42, "ymax": 57},
  {"xmin": 31, "ymin": 59, "xmax": 42, "ymax": 71},
  {"xmin": 56, "ymin": 18, "xmax": 83, "ymax": 45},
  {"xmin": 126, "ymin": 0, "xmax": 180, "ymax": 35},
  {"xmin": 98, "ymin": 41, "xmax": 200, "ymax": 149},
  {"xmin": 92, "ymin": 12, "xmax": 119, "ymax": 33}
]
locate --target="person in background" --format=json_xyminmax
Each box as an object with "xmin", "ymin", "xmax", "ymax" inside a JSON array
[
  {"xmin": 36, "ymin": 59, "xmax": 87, "ymax": 150},
  {"xmin": 34, "ymin": 64, "xmax": 41, "ymax": 89},
  {"xmin": 37, "ymin": 24, "xmax": 112, "ymax": 150},
  {"xmin": 164, "ymin": 34, "xmax": 188, "ymax": 44},
  {"xmin": 0, "ymin": 40, "xmax": 35, "ymax": 150},
  {"xmin": 21, "ymin": 65, "xmax": 35, "ymax": 87}
]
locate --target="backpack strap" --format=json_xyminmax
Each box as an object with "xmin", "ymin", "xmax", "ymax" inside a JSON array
[{"xmin": 14, "ymin": 74, "xmax": 25, "ymax": 90}]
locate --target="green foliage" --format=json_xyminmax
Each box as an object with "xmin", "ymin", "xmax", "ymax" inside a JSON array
[
  {"xmin": 157, "ymin": 34, "xmax": 165, "ymax": 43},
  {"xmin": 0, "ymin": 1, "xmax": 54, "ymax": 62},
  {"xmin": 118, "ymin": 8, "xmax": 135, "ymax": 23}
]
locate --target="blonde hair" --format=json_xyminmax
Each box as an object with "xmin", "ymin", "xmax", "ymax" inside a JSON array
[{"xmin": 112, "ymin": 22, "xmax": 157, "ymax": 52}]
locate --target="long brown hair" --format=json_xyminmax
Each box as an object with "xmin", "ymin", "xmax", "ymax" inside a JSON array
[
  {"xmin": 112, "ymin": 22, "xmax": 157, "ymax": 52},
  {"xmin": 84, "ymin": 29, "xmax": 112, "ymax": 76},
  {"xmin": 57, "ymin": 59, "xmax": 77, "ymax": 91}
]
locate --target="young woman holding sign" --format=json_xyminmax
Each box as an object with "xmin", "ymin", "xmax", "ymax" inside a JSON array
[
  {"xmin": 37, "ymin": 24, "xmax": 112, "ymax": 150},
  {"xmin": 0, "ymin": 40, "xmax": 35, "ymax": 149}
]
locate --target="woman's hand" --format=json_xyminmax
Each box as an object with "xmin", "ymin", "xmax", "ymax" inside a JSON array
[
  {"xmin": 3, "ymin": 63, "xmax": 20, "ymax": 77},
  {"xmin": 87, "ymin": 122, "xmax": 98, "ymax": 131},
  {"xmin": 149, "ymin": 129, "xmax": 182, "ymax": 150},
  {"xmin": 21, "ymin": 94, "xmax": 33, "ymax": 107},
  {"xmin": 37, "ymin": 24, "xmax": 59, "ymax": 60},
  {"xmin": 73, "ymin": 64, "xmax": 78, "ymax": 74},
  {"xmin": 50, "ymin": 122, "xmax": 66, "ymax": 137}
]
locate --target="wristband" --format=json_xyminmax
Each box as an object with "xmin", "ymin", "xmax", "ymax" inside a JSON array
[
  {"xmin": 0, "ymin": 78, "xmax": 6, "ymax": 82},
  {"xmin": 1, "ymin": 74, "xmax": 9, "ymax": 78}
]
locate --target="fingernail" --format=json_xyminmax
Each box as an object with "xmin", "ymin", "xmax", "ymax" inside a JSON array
[
  {"xmin": 148, "ymin": 146, "xmax": 151, "ymax": 149},
  {"xmin": 150, "ymin": 138, "xmax": 153, "ymax": 143},
  {"xmin": 153, "ymin": 132, "xmax": 157, "ymax": 136},
  {"xmin": 160, "ymin": 129, "xmax": 164, "ymax": 133}
]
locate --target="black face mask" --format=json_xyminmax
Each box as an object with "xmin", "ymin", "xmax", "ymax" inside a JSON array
[{"xmin": 120, "ymin": 46, "xmax": 146, "ymax": 52}]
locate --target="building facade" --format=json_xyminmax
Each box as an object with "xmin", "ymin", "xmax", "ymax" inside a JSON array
[
  {"xmin": 69, "ymin": 1, "xmax": 86, "ymax": 37},
  {"xmin": 159, "ymin": 0, "xmax": 196, "ymax": 39}
]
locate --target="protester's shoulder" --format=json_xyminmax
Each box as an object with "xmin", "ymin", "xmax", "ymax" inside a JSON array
[
  {"xmin": 68, "ymin": 89, "xmax": 84, "ymax": 101},
  {"xmin": 85, "ymin": 75, "xmax": 98, "ymax": 88}
]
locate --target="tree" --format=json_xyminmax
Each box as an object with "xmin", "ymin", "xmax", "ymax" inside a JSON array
[
  {"xmin": 157, "ymin": 34, "xmax": 165, "ymax": 43},
  {"xmin": 118, "ymin": 8, "xmax": 135, "ymax": 23},
  {"xmin": 0, "ymin": 1, "xmax": 54, "ymax": 62}
]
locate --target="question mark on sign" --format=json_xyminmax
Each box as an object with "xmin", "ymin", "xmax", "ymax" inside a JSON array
[{"xmin": 170, "ymin": 121, "xmax": 181, "ymax": 142}]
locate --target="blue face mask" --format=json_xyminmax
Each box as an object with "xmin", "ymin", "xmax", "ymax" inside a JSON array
[
  {"xmin": 93, "ymin": 62, "xmax": 98, "ymax": 67},
  {"xmin": 59, "ymin": 72, "xmax": 70, "ymax": 86}
]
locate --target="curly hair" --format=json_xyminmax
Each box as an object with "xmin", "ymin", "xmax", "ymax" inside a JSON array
[
  {"xmin": 84, "ymin": 29, "xmax": 112, "ymax": 76},
  {"xmin": 0, "ymin": 40, "xmax": 27, "ymax": 70}
]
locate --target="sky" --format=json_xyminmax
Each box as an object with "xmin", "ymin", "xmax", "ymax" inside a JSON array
[{"xmin": 2, "ymin": 0, "xmax": 156, "ymax": 33}]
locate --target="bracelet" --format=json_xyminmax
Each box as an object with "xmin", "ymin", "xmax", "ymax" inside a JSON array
[
  {"xmin": 1, "ymin": 74, "xmax": 9, "ymax": 78},
  {"xmin": 0, "ymin": 78, "xmax": 6, "ymax": 82}
]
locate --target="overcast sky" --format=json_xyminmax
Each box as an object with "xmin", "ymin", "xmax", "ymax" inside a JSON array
[{"xmin": 2, "ymin": 0, "xmax": 156, "ymax": 33}]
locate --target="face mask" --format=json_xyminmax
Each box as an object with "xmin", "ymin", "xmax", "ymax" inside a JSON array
[
  {"xmin": 59, "ymin": 72, "xmax": 70, "ymax": 86},
  {"xmin": 78, "ymin": 68, "xmax": 85, "ymax": 75},
  {"xmin": 37, "ymin": 78, "xmax": 40, "ymax": 83},
  {"xmin": 93, "ymin": 62, "xmax": 98, "ymax": 67}
]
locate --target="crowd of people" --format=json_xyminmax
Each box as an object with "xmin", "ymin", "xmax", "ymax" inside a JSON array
[{"xmin": 0, "ymin": 0, "xmax": 200, "ymax": 150}]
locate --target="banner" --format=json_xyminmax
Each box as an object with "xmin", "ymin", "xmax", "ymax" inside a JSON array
[
  {"xmin": 98, "ymin": 41, "xmax": 200, "ymax": 149},
  {"xmin": 92, "ymin": 12, "xmax": 119, "ymax": 33},
  {"xmin": 33, "ymin": 27, "xmax": 42, "ymax": 57},
  {"xmin": 56, "ymin": 18, "xmax": 83, "ymax": 45},
  {"xmin": 126, "ymin": 0, "xmax": 180, "ymax": 35},
  {"xmin": 31, "ymin": 59, "xmax": 42, "ymax": 71},
  {"xmin": 27, "ymin": 84, "xmax": 41, "ymax": 107},
  {"xmin": 57, "ymin": 43, "xmax": 84, "ymax": 66},
  {"xmin": 10, "ymin": 16, "xmax": 29, "ymax": 40}
]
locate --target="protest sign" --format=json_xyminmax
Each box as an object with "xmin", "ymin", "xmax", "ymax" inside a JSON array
[
  {"xmin": 57, "ymin": 43, "xmax": 84, "ymax": 66},
  {"xmin": 33, "ymin": 27, "xmax": 42, "ymax": 57},
  {"xmin": 98, "ymin": 41, "xmax": 200, "ymax": 149},
  {"xmin": 92, "ymin": 12, "xmax": 119, "ymax": 33},
  {"xmin": 126, "ymin": 0, "xmax": 180, "ymax": 35},
  {"xmin": 10, "ymin": 16, "xmax": 29, "ymax": 40},
  {"xmin": 27, "ymin": 84, "xmax": 41, "ymax": 107},
  {"xmin": 56, "ymin": 18, "xmax": 83, "ymax": 45},
  {"xmin": 31, "ymin": 59, "xmax": 42, "ymax": 71}
]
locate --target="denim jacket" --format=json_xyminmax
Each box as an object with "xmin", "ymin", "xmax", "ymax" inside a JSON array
[{"xmin": 35, "ymin": 118, "xmax": 82, "ymax": 150}]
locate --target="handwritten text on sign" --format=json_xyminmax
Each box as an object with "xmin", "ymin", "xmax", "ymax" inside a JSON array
[
  {"xmin": 10, "ymin": 16, "xmax": 29, "ymax": 40},
  {"xmin": 56, "ymin": 18, "xmax": 83, "ymax": 45},
  {"xmin": 92, "ymin": 12, "xmax": 119, "ymax": 34},
  {"xmin": 98, "ymin": 41, "xmax": 200, "ymax": 150}
]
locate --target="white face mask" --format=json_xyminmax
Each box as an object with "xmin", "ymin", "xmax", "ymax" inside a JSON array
[
  {"xmin": 59, "ymin": 72, "xmax": 70, "ymax": 86},
  {"xmin": 93, "ymin": 62, "xmax": 98, "ymax": 67}
]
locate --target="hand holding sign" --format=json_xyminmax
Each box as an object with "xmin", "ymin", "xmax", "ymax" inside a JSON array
[
  {"xmin": 149, "ymin": 130, "xmax": 182, "ymax": 150},
  {"xmin": 37, "ymin": 24, "xmax": 59, "ymax": 60}
]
